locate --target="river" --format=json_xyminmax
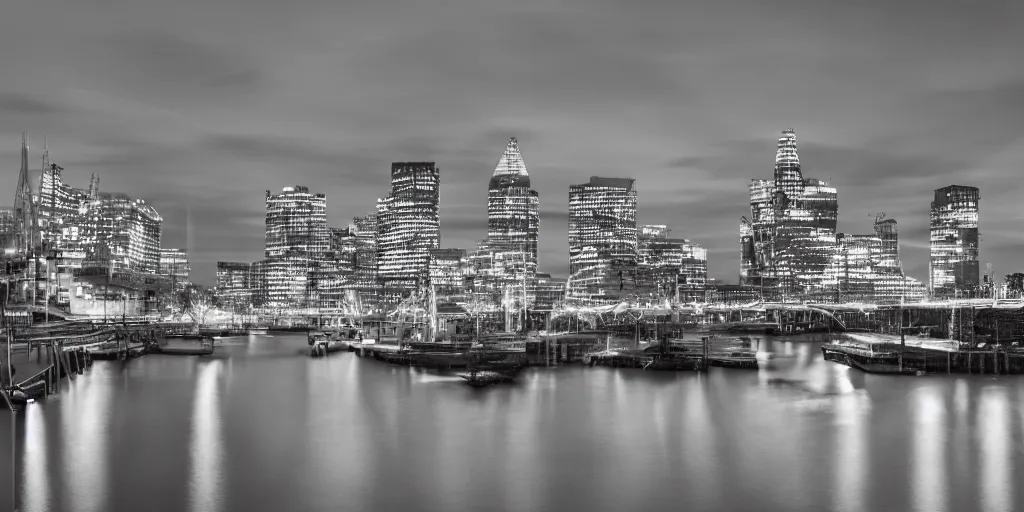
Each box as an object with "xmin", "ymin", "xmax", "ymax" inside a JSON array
[{"xmin": 1, "ymin": 334, "xmax": 1023, "ymax": 512}]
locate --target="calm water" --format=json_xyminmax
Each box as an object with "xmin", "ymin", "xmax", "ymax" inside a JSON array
[{"xmin": 2, "ymin": 334, "xmax": 1023, "ymax": 512}]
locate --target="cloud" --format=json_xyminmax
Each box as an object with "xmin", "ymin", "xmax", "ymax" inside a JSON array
[{"xmin": 1, "ymin": 0, "xmax": 1022, "ymax": 284}]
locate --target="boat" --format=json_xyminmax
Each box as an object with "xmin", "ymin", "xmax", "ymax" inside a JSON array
[
  {"xmin": 88, "ymin": 342, "xmax": 149, "ymax": 360},
  {"xmin": 310, "ymin": 339, "xmax": 348, "ymax": 357},
  {"xmin": 707, "ymin": 351, "xmax": 760, "ymax": 369},
  {"xmin": 457, "ymin": 370, "xmax": 515, "ymax": 387},
  {"xmin": 475, "ymin": 332, "xmax": 527, "ymax": 353},
  {"xmin": 247, "ymin": 327, "xmax": 268, "ymax": 336},
  {"xmin": 151, "ymin": 337, "xmax": 215, "ymax": 356},
  {"xmin": 5, "ymin": 381, "xmax": 47, "ymax": 406}
]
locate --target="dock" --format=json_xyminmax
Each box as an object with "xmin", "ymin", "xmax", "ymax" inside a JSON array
[{"xmin": 821, "ymin": 333, "xmax": 1024, "ymax": 375}]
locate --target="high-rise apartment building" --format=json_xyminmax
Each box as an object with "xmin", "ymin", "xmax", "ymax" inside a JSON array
[
  {"xmin": 265, "ymin": 186, "xmax": 328, "ymax": 258},
  {"xmin": 486, "ymin": 138, "xmax": 540, "ymax": 275},
  {"xmin": 94, "ymin": 192, "xmax": 163, "ymax": 273},
  {"xmin": 376, "ymin": 162, "xmax": 440, "ymax": 294},
  {"xmin": 930, "ymin": 185, "xmax": 980, "ymax": 299},
  {"xmin": 159, "ymin": 248, "xmax": 191, "ymax": 290},
  {"xmin": 567, "ymin": 177, "xmax": 637, "ymax": 303}
]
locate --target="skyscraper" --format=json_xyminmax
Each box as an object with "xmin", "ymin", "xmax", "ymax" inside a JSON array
[
  {"xmin": 258, "ymin": 185, "xmax": 328, "ymax": 308},
  {"xmin": 265, "ymin": 185, "xmax": 328, "ymax": 258},
  {"xmin": 486, "ymin": 137, "xmax": 540, "ymax": 275},
  {"xmin": 568, "ymin": 177, "xmax": 637, "ymax": 303},
  {"xmin": 929, "ymin": 185, "xmax": 980, "ymax": 299},
  {"xmin": 376, "ymin": 162, "xmax": 440, "ymax": 293},
  {"xmin": 741, "ymin": 129, "xmax": 838, "ymax": 300}
]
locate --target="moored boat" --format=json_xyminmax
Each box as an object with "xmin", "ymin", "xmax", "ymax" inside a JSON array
[{"xmin": 457, "ymin": 370, "xmax": 514, "ymax": 387}]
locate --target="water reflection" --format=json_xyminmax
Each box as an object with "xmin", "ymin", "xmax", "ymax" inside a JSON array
[
  {"xmin": 832, "ymin": 371, "xmax": 870, "ymax": 512},
  {"xmin": 5, "ymin": 336, "xmax": 1024, "ymax": 512},
  {"xmin": 912, "ymin": 385, "xmax": 947, "ymax": 512},
  {"xmin": 62, "ymin": 364, "xmax": 112, "ymax": 512},
  {"xmin": 188, "ymin": 360, "xmax": 224, "ymax": 512},
  {"xmin": 22, "ymin": 404, "xmax": 49, "ymax": 512},
  {"xmin": 979, "ymin": 386, "xmax": 1010, "ymax": 512}
]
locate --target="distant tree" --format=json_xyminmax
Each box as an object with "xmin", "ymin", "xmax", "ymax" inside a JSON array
[{"xmin": 1006, "ymin": 273, "xmax": 1024, "ymax": 297}]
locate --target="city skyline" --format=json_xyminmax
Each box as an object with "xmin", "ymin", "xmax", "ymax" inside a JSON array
[{"xmin": 2, "ymin": 0, "xmax": 1023, "ymax": 285}]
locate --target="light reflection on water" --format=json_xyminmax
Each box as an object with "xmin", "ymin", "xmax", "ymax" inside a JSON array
[{"xmin": 1, "ymin": 334, "xmax": 1022, "ymax": 512}]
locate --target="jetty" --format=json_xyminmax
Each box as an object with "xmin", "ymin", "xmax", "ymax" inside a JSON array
[{"xmin": 821, "ymin": 300, "xmax": 1024, "ymax": 375}]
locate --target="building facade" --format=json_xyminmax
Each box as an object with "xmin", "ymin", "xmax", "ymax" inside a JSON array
[
  {"xmin": 216, "ymin": 261, "xmax": 252, "ymax": 312},
  {"xmin": 376, "ymin": 162, "xmax": 440, "ymax": 295},
  {"xmin": 94, "ymin": 192, "xmax": 163, "ymax": 273},
  {"xmin": 159, "ymin": 248, "xmax": 190, "ymax": 290},
  {"xmin": 636, "ymin": 225, "xmax": 708, "ymax": 302},
  {"xmin": 929, "ymin": 185, "xmax": 980, "ymax": 299},
  {"xmin": 741, "ymin": 129, "xmax": 839, "ymax": 301},
  {"xmin": 567, "ymin": 177, "xmax": 637, "ymax": 303},
  {"xmin": 265, "ymin": 186, "xmax": 328, "ymax": 258},
  {"xmin": 429, "ymin": 248, "xmax": 469, "ymax": 303},
  {"xmin": 486, "ymin": 137, "xmax": 540, "ymax": 275}
]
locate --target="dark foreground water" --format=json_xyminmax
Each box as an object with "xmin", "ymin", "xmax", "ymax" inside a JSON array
[{"xmin": 2, "ymin": 334, "xmax": 1024, "ymax": 512}]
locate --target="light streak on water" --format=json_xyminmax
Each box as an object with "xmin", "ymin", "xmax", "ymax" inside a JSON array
[
  {"xmin": 63, "ymin": 366, "xmax": 111, "ymax": 512},
  {"xmin": 912, "ymin": 385, "xmax": 948, "ymax": 512},
  {"xmin": 188, "ymin": 360, "xmax": 224, "ymax": 512},
  {"xmin": 978, "ymin": 386, "xmax": 1010, "ymax": 512},
  {"xmin": 22, "ymin": 404, "xmax": 49, "ymax": 512}
]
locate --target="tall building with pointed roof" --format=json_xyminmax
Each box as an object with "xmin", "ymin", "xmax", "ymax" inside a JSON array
[{"xmin": 486, "ymin": 137, "xmax": 540, "ymax": 275}]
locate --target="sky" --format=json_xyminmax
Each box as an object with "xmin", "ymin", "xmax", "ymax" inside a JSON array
[{"xmin": 1, "ymin": 0, "xmax": 1022, "ymax": 286}]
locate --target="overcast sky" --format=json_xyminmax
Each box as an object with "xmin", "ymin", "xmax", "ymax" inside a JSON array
[{"xmin": 2, "ymin": 0, "xmax": 1022, "ymax": 285}]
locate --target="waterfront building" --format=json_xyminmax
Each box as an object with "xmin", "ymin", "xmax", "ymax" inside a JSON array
[
  {"xmin": 265, "ymin": 186, "xmax": 329, "ymax": 258},
  {"xmin": 930, "ymin": 185, "xmax": 980, "ymax": 299},
  {"xmin": 159, "ymin": 248, "xmax": 190, "ymax": 291},
  {"xmin": 465, "ymin": 241, "xmax": 532, "ymax": 331},
  {"xmin": 429, "ymin": 248, "xmax": 469, "ymax": 303},
  {"xmin": 486, "ymin": 137, "xmax": 540, "ymax": 276},
  {"xmin": 216, "ymin": 261, "xmax": 252, "ymax": 312},
  {"xmin": 568, "ymin": 177, "xmax": 637, "ymax": 304},
  {"xmin": 94, "ymin": 192, "xmax": 163, "ymax": 273},
  {"xmin": 741, "ymin": 129, "xmax": 839, "ymax": 301},
  {"xmin": 376, "ymin": 162, "xmax": 440, "ymax": 296},
  {"xmin": 821, "ymin": 216, "xmax": 924, "ymax": 304},
  {"xmin": 533, "ymin": 273, "xmax": 567, "ymax": 314},
  {"xmin": 636, "ymin": 225, "xmax": 708, "ymax": 302}
]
